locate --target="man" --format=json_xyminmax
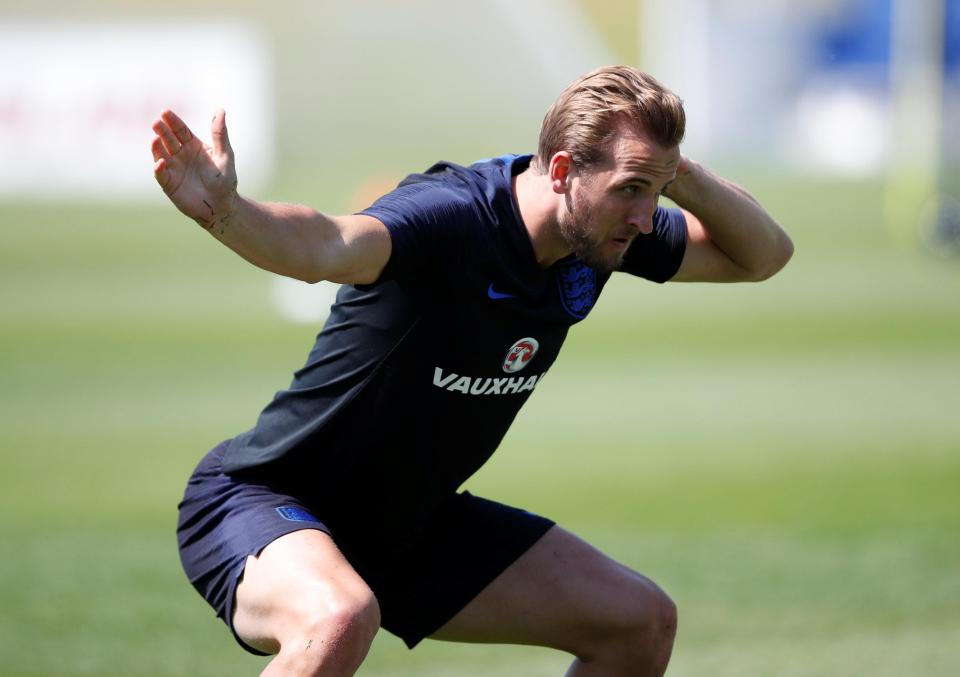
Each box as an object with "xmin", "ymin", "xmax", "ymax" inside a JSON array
[{"xmin": 153, "ymin": 66, "xmax": 792, "ymax": 676}]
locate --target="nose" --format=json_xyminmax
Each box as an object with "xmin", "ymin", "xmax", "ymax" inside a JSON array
[{"xmin": 626, "ymin": 197, "xmax": 657, "ymax": 235}]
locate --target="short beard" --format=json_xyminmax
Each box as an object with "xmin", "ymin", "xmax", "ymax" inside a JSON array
[{"xmin": 558, "ymin": 190, "xmax": 622, "ymax": 274}]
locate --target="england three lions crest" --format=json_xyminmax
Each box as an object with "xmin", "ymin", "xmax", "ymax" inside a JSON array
[{"xmin": 557, "ymin": 261, "xmax": 597, "ymax": 320}]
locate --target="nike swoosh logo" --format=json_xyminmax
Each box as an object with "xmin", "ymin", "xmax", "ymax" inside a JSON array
[{"xmin": 487, "ymin": 283, "xmax": 516, "ymax": 300}]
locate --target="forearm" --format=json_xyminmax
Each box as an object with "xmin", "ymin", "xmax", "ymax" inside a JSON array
[
  {"xmin": 153, "ymin": 110, "xmax": 390, "ymax": 284},
  {"xmin": 206, "ymin": 196, "xmax": 339, "ymax": 283},
  {"xmin": 665, "ymin": 161, "xmax": 793, "ymax": 280}
]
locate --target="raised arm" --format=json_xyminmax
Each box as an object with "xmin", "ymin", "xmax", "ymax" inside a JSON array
[
  {"xmin": 664, "ymin": 158, "xmax": 793, "ymax": 282},
  {"xmin": 150, "ymin": 109, "xmax": 390, "ymax": 284}
]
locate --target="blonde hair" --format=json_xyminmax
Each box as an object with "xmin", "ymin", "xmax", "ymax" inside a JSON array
[{"xmin": 535, "ymin": 66, "xmax": 685, "ymax": 172}]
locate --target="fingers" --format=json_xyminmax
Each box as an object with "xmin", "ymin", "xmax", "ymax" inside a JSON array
[
  {"xmin": 150, "ymin": 135, "xmax": 169, "ymax": 163},
  {"xmin": 152, "ymin": 119, "xmax": 182, "ymax": 157},
  {"xmin": 151, "ymin": 109, "xmax": 196, "ymax": 157},
  {"xmin": 210, "ymin": 108, "xmax": 232, "ymax": 156},
  {"xmin": 153, "ymin": 158, "xmax": 170, "ymax": 191},
  {"xmin": 161, "ymin": 109, "xmax": 195, "ymax": 145}
]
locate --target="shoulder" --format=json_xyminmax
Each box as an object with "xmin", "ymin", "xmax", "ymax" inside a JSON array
[
  {"xmin": 357, "ymin": 155, "xmax": 530, "ymax": 281},
  {"xmin": 361, "ymin": 161, "xmax": 483, "ymax": 229},
  {"xmin": 360, "ymin": 155, "xmax": 527, "ymax": 232}
]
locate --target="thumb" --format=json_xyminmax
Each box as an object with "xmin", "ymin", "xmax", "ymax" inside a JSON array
[{"xmin": 210, "ymin": 109, "xmax": 232, "ymax": 156}]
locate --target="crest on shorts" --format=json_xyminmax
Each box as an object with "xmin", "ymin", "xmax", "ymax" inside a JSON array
[
  {"xmin": 502, "ymin": 337, "xmax": 539, "ymax": 373},
  {"xmin": 557, "ymin": 261, "xmax": 597, "ymax": 319}
]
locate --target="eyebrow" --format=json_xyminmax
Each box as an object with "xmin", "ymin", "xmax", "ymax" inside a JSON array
[{"xmin": 618, "ymin": 175, "xmax": 675, "ymax": 190}]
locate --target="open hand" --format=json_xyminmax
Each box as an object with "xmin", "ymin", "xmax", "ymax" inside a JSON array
[{"xmin": 151, "ymin": 110, "xmax": 238, "ymax": 234}]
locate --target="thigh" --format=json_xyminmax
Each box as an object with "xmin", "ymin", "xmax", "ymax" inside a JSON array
[
  {"xmin": 430, "ymin": 525, "xmax": 671, "ymax": 654},
  {"xmin": 176, "ymin": 443, "xmax": 350, "ymax": 654}
]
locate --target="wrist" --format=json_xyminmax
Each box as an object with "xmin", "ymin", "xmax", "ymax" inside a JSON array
[
  {"xmin": 206, "ymin": 191, "xmax": 240, "ymax": 237},
  {"xmin": 663, "ymin": 159, "xmax": 703, "ymax": 205}
]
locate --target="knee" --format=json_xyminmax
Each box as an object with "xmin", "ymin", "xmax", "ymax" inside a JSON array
[
  {"xmin": 267, "ymin": 583, "xmax": 380, "ymax": 674},
  {"xmin": 650, "ymin": 589, "xmax": 678, "ymax": 649},
  {"xmin": 629, "ymin": 584, "xmax": 677, "ymax": 672},
  {"xmin": 648, "ymin": 586, "xmax": 678, "ymax": 638},
  {"xmin": 297, "ymin": 585, "xmax": 381, "ymax": 651},
  {"xmin": 581, "ymin": 581, "xmax": 678, "ymax": 675},
  {"xmin": 327, "ymin": 589, "xmax": 382, "ymax": 647}
]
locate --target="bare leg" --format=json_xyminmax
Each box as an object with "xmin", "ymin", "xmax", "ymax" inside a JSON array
[
  {"xmin": 232, "ymin": 529, "xmax": 380, "ymax": 677},
  {"xmin": 431, "ymin": 526, "xmax": 677, "ymax": 677}
]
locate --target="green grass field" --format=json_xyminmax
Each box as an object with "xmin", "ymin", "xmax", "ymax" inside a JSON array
[{"xmin": 1, "ymin": 174, "xmax": 958, "ymax": 676}]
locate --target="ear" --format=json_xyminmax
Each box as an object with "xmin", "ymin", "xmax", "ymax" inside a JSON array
[{"xmin": 548, "ymin": 152, "xmax": 574, "ymax": 194}]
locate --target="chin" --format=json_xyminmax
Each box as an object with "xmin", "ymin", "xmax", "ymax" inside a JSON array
[{"xmin": 578, "ymin": 249, "xmax": 622, "ymax": 274}]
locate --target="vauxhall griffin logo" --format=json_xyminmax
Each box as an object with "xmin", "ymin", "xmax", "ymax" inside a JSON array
[{"xmin": 502, "ymin": 337, "xmax": 539, "ymax": 373}]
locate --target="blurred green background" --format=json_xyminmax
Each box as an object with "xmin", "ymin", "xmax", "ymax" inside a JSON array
[{"xmin": 2, "ymin": 1, "xmax": 959, "ymax": 675}]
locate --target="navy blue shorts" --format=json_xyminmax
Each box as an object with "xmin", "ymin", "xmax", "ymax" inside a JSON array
[{"xmin": 176, "ymin": 442, "xmax": 554, "ymax": 652}]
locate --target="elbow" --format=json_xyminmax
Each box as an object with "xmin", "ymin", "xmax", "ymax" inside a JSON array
[
  {"xmin": 300, "ymin": 265, "xmax": 378, "ymax": 286},
  {"xmin": 279, "ymin": 265, "xmax": 323, "ymax": 284},
  {"xmin": 292, "ymin": 258, "xmax": 335, "ymax": 285},
  {"xmin": 285, "ymin": 265, "xmax": 326, "ymax": 284},
  {"xmin": 751, "ymin": 234, "xmax": 794, "ymax": 281}
]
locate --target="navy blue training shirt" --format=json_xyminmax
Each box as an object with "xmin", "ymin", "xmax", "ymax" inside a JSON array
[{"xmin": 221, "ymin": 154, "xmax": 687, "ymax": 531}]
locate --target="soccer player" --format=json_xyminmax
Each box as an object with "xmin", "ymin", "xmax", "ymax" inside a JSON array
[{"xmin": 152, "ymin": 66, "xmax": 792, "ymax": 676}]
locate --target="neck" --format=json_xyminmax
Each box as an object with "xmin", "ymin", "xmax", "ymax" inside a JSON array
[{"xmin": 513, "ymin": 167, "xmax": 571, "ymax": 268}]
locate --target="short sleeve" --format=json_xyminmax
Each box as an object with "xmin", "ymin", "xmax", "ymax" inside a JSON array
[
  {"xmin": 359, "ymin": 178, "xmax": 477, "ymax": 281},
  {"xmin": 617, "ymin": 206, "xmax": 688, "ymax": 283}
]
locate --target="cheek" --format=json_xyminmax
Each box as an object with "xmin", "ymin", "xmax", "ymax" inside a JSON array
[
  {"xmin": 571, "ymin": 191, "xmax": 595, "ymax": 223},
  {"xmin": 601, "ymin": 198, "xmax": 634, "ymax": 229}
]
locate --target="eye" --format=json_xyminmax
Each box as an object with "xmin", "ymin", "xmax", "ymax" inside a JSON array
[{"xmin": 621, "ymin": 184, "xmax": 639, "ymax": 194}]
